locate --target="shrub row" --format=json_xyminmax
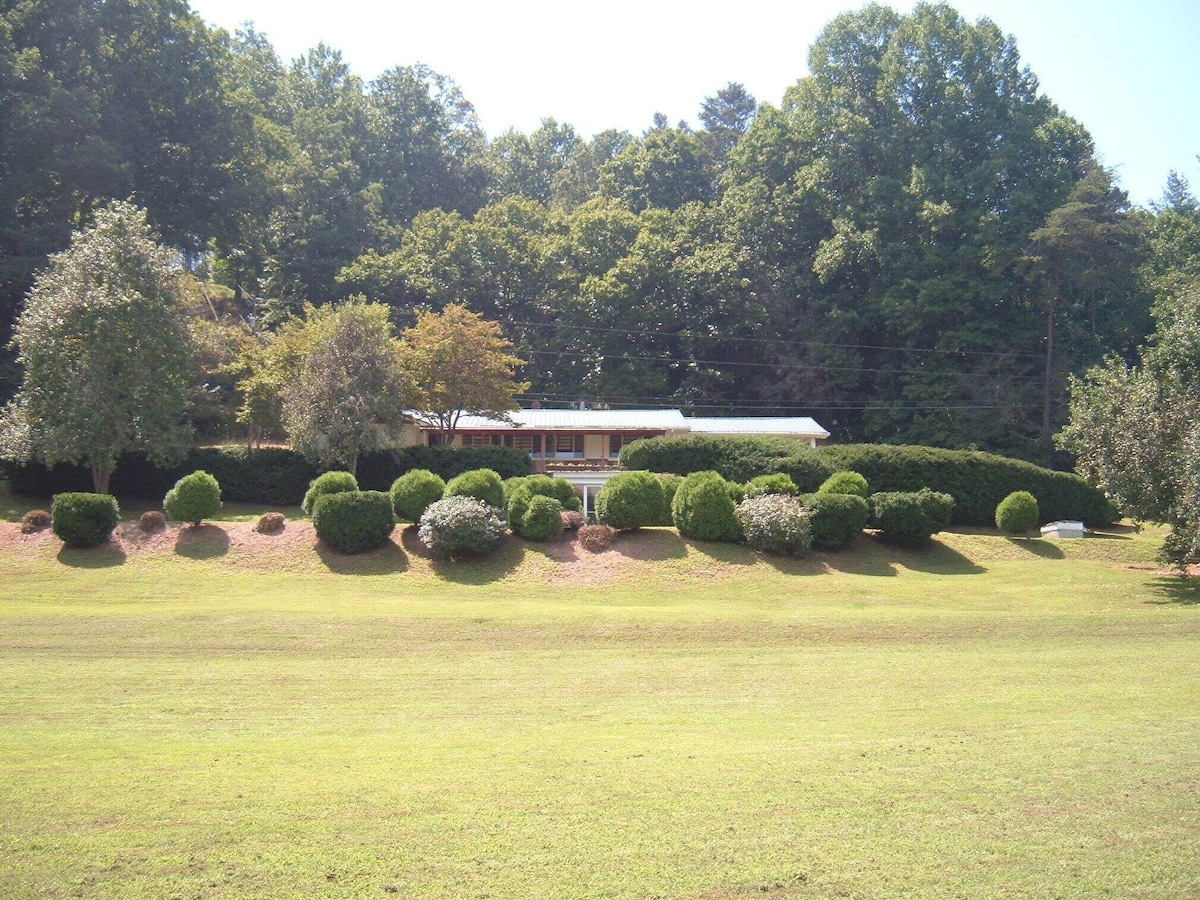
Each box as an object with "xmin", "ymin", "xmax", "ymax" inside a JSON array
[
  {"xmin": 5, "ymin": 445, "xmax": 531, "ymax": 505},
  {"xmin": 814, "ymin": 444, "xmax": 1116, "ymax": 527},
  {"xmin": 619, "ymin": 436, "xmax": 834, "ymax": 491}
]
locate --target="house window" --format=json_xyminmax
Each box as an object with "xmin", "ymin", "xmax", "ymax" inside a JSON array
[
  {"xmin": 513, "ymin": 434, "xmax": 541, "ymax": 453},
  {"xmin": 550, "ymin": 434, "xmax": 583, "ymax": 458},
  {"xmin": 609, "ymin": 433, "xmax": 642, "ymax": 458}
]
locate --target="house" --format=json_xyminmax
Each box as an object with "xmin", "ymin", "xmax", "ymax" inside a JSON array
[{"xmin": 398, "ymin": 408, "xmax": 830, "ymax": 514}]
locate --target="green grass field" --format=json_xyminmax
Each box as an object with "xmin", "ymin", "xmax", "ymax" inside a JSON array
[{"xmin": 1, "ymin": 514, "xmax": 1198, "ymax": 899}]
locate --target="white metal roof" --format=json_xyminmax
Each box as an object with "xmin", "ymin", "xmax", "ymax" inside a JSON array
[
  {"xmin": 684, "ymin": 416, "xmax": 830, "ymax": 438},
  {"xmin": 449, "ymin": 408, "xmax": 690, "ymax": 432}
]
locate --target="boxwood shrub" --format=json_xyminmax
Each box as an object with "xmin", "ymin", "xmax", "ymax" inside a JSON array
[
  {"xmin": 163, "ymin": 470, "xmax": 222, "ymax": 526},
  {"xmin": 418, "ymin": 495, "xmax": 504, "ymax": 558},
  {"xmin": 444, "ymin": 468, "xmax": 505, "ymax": 511},
  {"xmin": 620, "ymin": 435, "xmax": 834, "ymax": 490},
  {"xmin": 311, "ymin": 490, "xmax": 395, "ymax": 554},
  {"xmin": 302, "ymin": 471, "xmax": 359, "ymax": 516},
  {"xmin": 507, "ymin": 475, "xmax": 581, "ymax": 531},
  {"xmin": 869, "ymin": 489, "xmax": 955, "ymax": 548},
  {"xmin": 595, "ymin": 471, "xmax": 665, "ymax": 531},
  {"xmin": 519, "ymin": 495, "xmax": 564, "ymax": 542},
  {"xmin": 390, "ymin": 469, "xmax": 446, "ymax": 523},
  {"xmin": 51, "ymin": 492, "xmax": 120, "ymax": 548},
  {"xmin": 736, "ymin": 494, "xmax": 813, "ymax": 556},
  {"xmin": 656, "ymin": 474, "xmax": 684, "ymax": 526},
  {"xmin": 996, "ymin": 490, "xmax": 1040, "ymax": 535},
  {"xmin": 815, "ymin": 444, "xmax": 1116, "ymax": 527},
  {"xmin": 672, "ymin": 471, "xmax": 741, "ymax": 542},
  {"xmin": 745, "ymin": 473, "xmax": 799, "ymax": 498},
  {"xmin": 818, "ymin": 471, "xmax": 869, "ymax": 497},
  {"xmin": 799, "ymin": 492, "xmax": 870, "ymax": 550}
]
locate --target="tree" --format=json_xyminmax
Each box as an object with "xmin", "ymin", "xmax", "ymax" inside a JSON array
[
  {"xmin": 272, "ymin": 300, "xmax": 407, "ymax": 475},
  {"xmin": 399, "ymin": 303, "xmax": 529, "ymax": 442},
  {"xmin": 698, "ymin": 82, "xmax": 756, "ymax": 167},
  {"xmin": 0, "ymin": 200, "xmax": 194, "ymax": 493}
]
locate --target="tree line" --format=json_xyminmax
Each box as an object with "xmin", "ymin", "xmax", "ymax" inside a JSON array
[{"xmin": 0, "ymin": 1, "xmax": 1194, "ymax": 467}]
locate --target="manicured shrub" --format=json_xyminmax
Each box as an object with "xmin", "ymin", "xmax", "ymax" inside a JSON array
[
  {"xmin": 312, "ymin": 490, "xmax": 395, "ymax": 554},
  {"xmin": 302, "ymin": 471, "xmax": 358, "ymax": 516},
  {"xmin": 390, "ymin": 469, "xmax": 446, "ymax": 523},
  {"xmin": 519, "ymin": 495, "xmax": 564, "ymax": 542},
  {"xmin": 736, "ymin": 494, "xmax": 813, "ymax": 556},
  {"xmin": 20, "ymin": 509, "xmax": 50, "ymax": 533},
  {"xmin": 869, "ymin": 490, "xmax": 955, "ymax": 548},
  {"xmin": 996, "ymin": 490, "xmax": 1040, "ymax": 535},
  {"xmin": 726, "ymin": 481, "xmax": 747, "ymax": 504},
  {"xmin": 799, "ymin": 492, "xmax": 870, "ymax": 550},
  {"xmin": 163, "ymin": 470, "xmax": 222, "ymax": 526},
  {"xmin": 418, "ymin": 495, "xmax": 505, "ymax": 558},
  {"xmin": 577, "ymin": 523, "xmax": 614, "ymax": 552},
  {"xmin": 444, "ymin": 468, "xmax": 505, "ymax": 512},
  {"xmin": 621, "ymin": 435, "xmax": 834, "ymax": 489},
  {"xmin": 672, "ymin": 471, "xmax": 741, "ymax": 542},
  {"xmin": 596, "ymin": 471, "xmax": 666, "ymax": 531},
  {"xmin": 560, "ymin": 510, "xmax": 583, "ymax": 530},
  {"xmin": 745, "ymin": 473, "xmax": 799, "ymax": 498},
  {"xmin": 506, "ymin": 475, "xmax": 582, "ymax": 530},
  {"xmin": 818, "ymin": 470, "xmax": 869, "ymax": 498},
  {"xmin": 51, "ymin": 492, "xmax": 120, "ymax": 548},
  {"xmin": 254, "ymin": 512, "xmax": 286, "ymax": 534},
  {"xmin": 138, "ymin": 510, "xmax": 166, "ymax": 532},
  {"xmin": 656, "ymin": 474, "xmax": 684, "ymax": 525},
  {"xmin": 815, "ymin": 444, "xmax": 1116, "ymax": 526}
]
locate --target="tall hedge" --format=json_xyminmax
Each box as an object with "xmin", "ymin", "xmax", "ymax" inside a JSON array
[
  {"xmin": 4, "ymin": 445, "xmax": 531, "ymax": 506},
  {"xmin": 814, "ymin": 445, "xmax": 1116, "ymax": 527},
  {"xmin": 620, "ymin": 435, "xmax": 834, "ymax": 489}
]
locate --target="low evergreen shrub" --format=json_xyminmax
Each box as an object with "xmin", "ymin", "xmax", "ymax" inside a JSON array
[
  {"xmin": 744, "ymin": 473, "xmax": 799, "ymax": 498},
  {"xmin": 519, "ymin": 495, "xmax": 564, "ymax": 541},
  {"xmin": 672, "ymin": 471, "xmax": 741, "ymax": 542},
  {"xmin": 996, "ymin": 490, "xmax": 1040, "ymax": 535},
  {"xmin": 163, "ymin": 470, "xmax": 222, "ymax": 526},
  {"xmin": 799, "ymin": 492, "xmax": 870, "ymax": 550},
  {"xmin": 595, "ymin": 471, "xmax": 665, "ymax": 531},
  {"xmin": 254, "ymin": 512, "xmax": 286, "ymax": 534},
  {"xmin": 312, "ymin": 490, "xmax": 395, "ymax": 554},
  {"xmin": 736, "ymin": 494, "xmax": 813, "ymax": 556},
  {"xmin": 20, "ymin": 509, "xmax": 50, "ymax": 533},
  {"xmin": 418, "ymin": 496, "xmax": 505, "ymax": 558},
  {"xmin": 390, "ymin": 469, "xmax": 446, "ymax": 523},
  {"xmin": 818, "ymin": 471, "xmax": 869, "ymax": 497},
  {"xmin": 444, "ymin": 468, "xmax": 505, "ymax": 512},
  {"xmin": 577, "ymin": 524, "xmax": 614, "ymax": 552},
  {"xmin": 51, "ymin": 492, "xmax": 120, "ymax": 548},
  {"xmin": 869, "ymin": 490, "xmax": 955, "ymax": 548},
  {"xmin": 656, "ymin": 474, "xmax": 684, "ymax": 526},
  {"xmin": 138, "ymin": 510, "xmax": 166, "ymax": 532},
  {"xmin": 302, "ymin": 471, "xmax": 358, "ymax": 516},
  {"xmin": 506, "ymin": 475, "xmax": 582, "ymax": 530}
]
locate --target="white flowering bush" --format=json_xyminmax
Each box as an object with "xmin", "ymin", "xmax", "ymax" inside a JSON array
[
  {"xmin": 735, "ymin": 493, "xmax": 813, "ymax": 556},
  {"xmin": 418, "ymin": 495, "xmax": 504, "ymax": 558}
]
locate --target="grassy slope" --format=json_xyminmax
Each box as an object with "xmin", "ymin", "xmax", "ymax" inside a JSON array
[{"xmin": 0, "ymin": 524, "xmax": 1198, "ymax": 900}]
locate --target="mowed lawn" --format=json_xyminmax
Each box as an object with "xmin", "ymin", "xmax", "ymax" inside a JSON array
[{"xmin": 0, "ymin": 521, "xmax": 1198, "ymax": 899}]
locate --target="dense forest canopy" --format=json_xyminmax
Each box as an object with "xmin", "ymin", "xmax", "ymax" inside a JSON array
[{"xmin": 1, "ymin": 0, "xmax": 1193, "ymax": 467}]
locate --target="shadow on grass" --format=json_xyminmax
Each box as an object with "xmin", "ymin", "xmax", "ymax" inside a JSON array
[
  {"xmin": 818, "ymin": 538, "xmax": 899, "ymax": 577},
  {"xmin": 1147, "ymin": 576, "xmax": 1200, "ymax": 605},
  {"xmin": 680, "ymin": 537, "xmax": 756, "ymax": 567},
  {"xmin": 1006, "ymin": 537, "xmax": 1065, "ymax": 559},
  {"xmin": 880, "ymin": 536, "xmax": 987, "ymax": 575},
  {"xmin": 174, "ymin": 524, "xmax": 230, "ymax": 559},
  {"xmin": 614, "ymin": 528, "xmax": 687, "ymax": 561},
  {"xmin": 56, "ymin": 540, "xmax": 127, "ymax": 568},
  {"xmin": 399, "ymin": 527, "xmax": 523, "ymax": 584},
  {"xmin": 315, "ymin": 537, "xmax": 408, "ymax": 575}
]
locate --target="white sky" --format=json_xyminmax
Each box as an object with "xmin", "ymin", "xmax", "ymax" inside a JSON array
[{"xmin": 189, "ymin": 0, "xmax": 1200, "ymax": 207}]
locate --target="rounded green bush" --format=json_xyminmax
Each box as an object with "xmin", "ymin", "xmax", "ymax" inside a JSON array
[
  {"xmin": 444, "ymin": 468, "xmax": 505, "ymax": 512},
  {"xmin": 390, "ymin": 469, "xmax": 446, "ymax": 523},
  {"xmin": 51, "ymin": 492, "xmax": 120, "ymax": 548},
  {"xmin": 595, "ymin": 471, "xmax": 665, "ymax": 531},
  {"xmin": 312, "ymin": 490, "xmax": 395, "ymax": 554},
  {"xmin": 799, "ymin": 492, "xmax": 870, "ymax": 550},
  {"xmin": 519, "ymin": 495, "xmax": 564, "ymax": 542},
  {"xmin": 656, "ymin": 474, "xmax": 684, "ymax": 526},
  {"xmin": 302, "ymin": 470, "xmax": 358, "ymax": 516},
  {"xmin": 996, "ymin": 490, "xmax": 1040, "ymax": 535},
  {"xmin": 418, "ymin": 495, "xmax": 505, "ymax": 558},
  {"xmin": 869, "ymin": 490, "xmax": 955, "ymax": 548},
  {"xmin": 672, "ymin": 471, "xmax": 741, "ymax": 542},
  {"xmin": 745, "ymin": 473, "xmax": 799, "ymax": 498},
  {"xmin": 736, "ymin": 493, "xmax": 812, "ymax": 556},
  {"xmin": 818, "ymin": 470, "xmax": 869, "ymax": 498},
  {"xmin": 163, "ymin": 469, "xmax": 222, "ymax": 526},
  {"xmin": 506, "ymin": 475, "xmax": 581, "ymax": 530}
]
